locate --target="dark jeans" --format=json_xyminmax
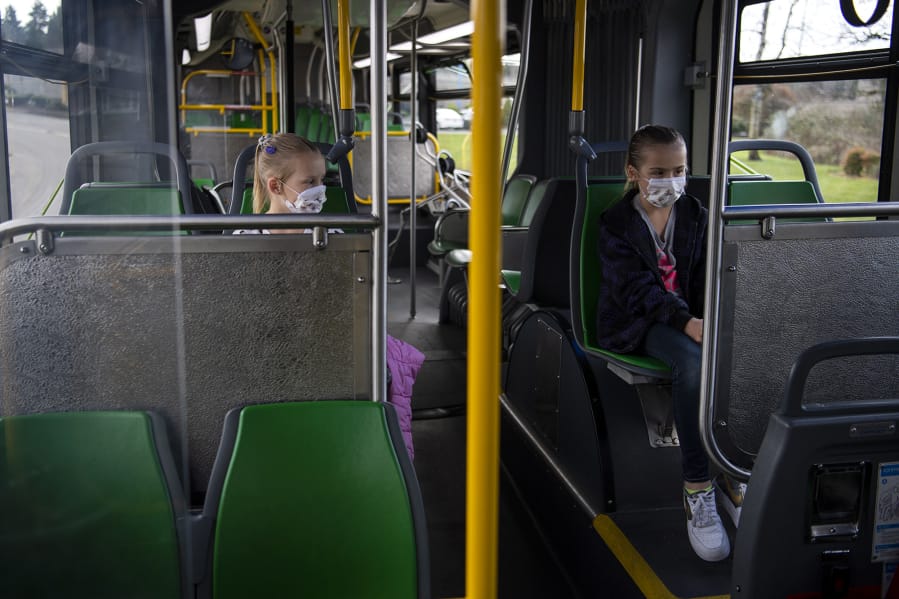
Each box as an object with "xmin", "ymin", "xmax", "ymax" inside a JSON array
[{"xmin": 642, "ymin": 322, "xmax": 709, "ymax": 483}]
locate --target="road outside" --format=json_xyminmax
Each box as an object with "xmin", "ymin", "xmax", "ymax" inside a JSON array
[{"xmin": 6, "ymin": 108, "xmax": 70, "ymax": 218}]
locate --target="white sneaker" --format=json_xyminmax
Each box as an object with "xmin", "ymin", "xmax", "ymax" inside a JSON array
[
  {"xmin": 715, "ymin": 474, "xmax": 747, "ymax": 527},
  {"xmin": 684, "ymin": 487, "xmax": 731, "ymax": 562}
]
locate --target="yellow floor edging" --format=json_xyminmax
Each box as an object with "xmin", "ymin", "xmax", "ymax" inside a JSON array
[{"xmin": 592, "ymin": 514, "xmax": 730, "ymax": 599}]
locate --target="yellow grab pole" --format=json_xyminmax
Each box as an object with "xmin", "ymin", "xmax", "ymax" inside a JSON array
[
  {"xmin": 244, "ymin": 12, "xmax": 278, "ymax": 132},
  {"xmin": 467, "ymin": 1, "xmax": 504, "ymax": 599},
  {"xmin": 338, "ymin": 0, "xmax": 353, "ymax": 110},
  {"xmin": 571, "ymin": 0, "xmax": 587, "ymax": 111}
]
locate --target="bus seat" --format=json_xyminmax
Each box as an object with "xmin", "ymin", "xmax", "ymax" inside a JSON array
[
  {"xmin": 501, "ymin": 178, "xmax": 577, "ymax": 307},
  {"xmin": 575, "ymin": 183, "xmax": 670, "ymax": 381},
  {"xmin": 498, "ymin": 178, "xmax": 551, "ymax": 281},
  {"xmin": 306, "ymin": 107, "xmax": 324, "ymax": 141},
  {"xmin": 295, "ymin": 104, "xmax": 312, "ymax": 136},
  {"xmin": 0, "ymin": 234, "xmax": 372, "ymax": 500},
  {"xmin": 429, "ymin": 173, "xmax": 535, "ymax": 264},
  {"xmin": 0, "ymin": 411, "xmax": 186, "ymax": 597},
  {"xmin": 204, "ymin": 401, "xmax": 429, "ymax": 599},
  {"xmin": 236, "ymin": 185, "xmax": 354, "ymax": 216},
  {"xmin": 61, "ymin": 141, "xmax": 194, "ymax": 216},
  {"xmin": 70, "ymin": 182, "xmax": 185, "ymax": 215},
  {"xmin": 732, "ymin": 338, "xmax": 899, "ymax": 597},
  {"xmin": 355, "ymin": 111, "xmax": 372, "ymax": 132},
  {"xmin": 728, "ymin": 179, "xmax": 824, "ymax": 223},
  {"xmin": 229, "ymin": 140, "xmax": 355, "ymax": 216},
  {"xmin": 501, "ymin": 174, "xmax": 538, "ymax": 226},
  {"xmin": 710, "ymin": 218, "xmax": 899, "ymax": 471}
]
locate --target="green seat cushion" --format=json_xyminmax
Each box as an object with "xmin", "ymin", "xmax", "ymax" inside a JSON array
[
  {"xmin": 213, "ymin": 401, "xmax": 418, "ymax": 599},
  {"xmin": 0, "ymin": 411, "xmax": 182, "ymax": 597},
  {"xmin": 580, "ymin": 183, "xmax": 671, "ymax": 378}
]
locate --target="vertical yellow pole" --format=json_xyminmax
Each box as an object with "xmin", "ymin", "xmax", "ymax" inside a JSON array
[
  {"xmin": 571, "ymin": 0, "xmax": 587, "ymax": 111},
  {"xmin": 338, "ymin": 0, "xmax": 353, "ymax": 110},
  {"xmin": 467, "ymin": 1, "xmax": 504, "ymax": 599},
  {"xmin": 244, "ymin": 12, "xmax": 278, "ymax": 132}
]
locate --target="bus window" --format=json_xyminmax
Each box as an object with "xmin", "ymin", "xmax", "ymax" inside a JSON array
[
  {"xmin": 409, "ymin": 54, "xmax": 520, "ymax": 176},
  {"xmin": 2, "ymin": 0, "xmax": 70, "ymax": 218},
  {"xmin": 731, "ymin": 79, "xmax": 884, "ymax": 204},
  {"xmin": 732, "ymin": 0, "xmax": 891, "ymax": 206},
  {"xmin": 738, "ymin": 0, "xmax": 892, "ymax": 63}
]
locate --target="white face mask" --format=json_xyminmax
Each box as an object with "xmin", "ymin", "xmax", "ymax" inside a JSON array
[
  {"xmin": 643, "ymin": 176, "xmax": 686, "ymax": 208},
  {"xmin": 283, "ymin": 184, "xmax": 327, "ymax": 213}
]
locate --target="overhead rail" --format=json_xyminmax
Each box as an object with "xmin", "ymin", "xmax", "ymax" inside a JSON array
[{"xmin": 179, "ymin": 69, "xmax": 272, "ymax": 136}]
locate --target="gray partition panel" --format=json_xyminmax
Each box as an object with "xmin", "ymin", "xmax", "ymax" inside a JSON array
[
  {"xmin": 715, "ymin": 223, "xmax": 899, "ymax": 462},
  {"xmin": 0, "ymin": 235, "xmax": 372, "ymax": 495},
  {"xmin": 353, "ymin": 136, "xmax": 437, "ymax": 200}
]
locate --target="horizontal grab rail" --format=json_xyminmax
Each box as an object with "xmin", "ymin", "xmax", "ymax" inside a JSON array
[
  {"xmin": 0, "ymin": 214, "xmax": 381, "ymax": 243},
  {"xmin": 723, "ymin": 201, "xmax": 899, "ymax": 221}
]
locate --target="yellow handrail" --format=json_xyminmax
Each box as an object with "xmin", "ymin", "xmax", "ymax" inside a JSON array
[
  {"xmin": 466, "ymin": 0, "xmax": 503, "ymax": 598},
  {"xmin": 244, "ymin": 11, "xmax": 278, "ymax": 132},
  {"xmin": 571, "ymin": 0, "xmax": 587, "ymax": 112},
  {"xmin": 350, "ymin": 131, "xmax": 441, "ymax": 205},
  {"xmin": 179, "ymin": 67, "xmax": 271, "ymax": 135},
  {"xmin": 338, "ymin": 0, "xmax": 353, "ymax": 110}
]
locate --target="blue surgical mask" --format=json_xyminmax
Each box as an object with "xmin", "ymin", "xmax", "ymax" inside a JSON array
[
  {"xmin": 643, "ymin": 176, "xmax": 686, "ymax": 208},
  {"xmin": 283, "ymin": 184, "xmax": 327, "ymax": 213}
]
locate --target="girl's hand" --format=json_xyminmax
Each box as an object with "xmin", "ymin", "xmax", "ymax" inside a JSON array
[{"xmin": 684, "ymin": 317, "xmax": 703, "ymax": 344}]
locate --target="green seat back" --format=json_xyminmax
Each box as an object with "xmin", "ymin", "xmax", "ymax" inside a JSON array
[
  {"xmin": 239, "ymin": 186, "xmax": 352, "ymax": 216},
  {"xmin": 0, "ymin": 411, "xmax": 182, "ymax": 597},
  {"xmin": 193, "ymin": 177, "xmax": 214, "ymax": 189},
  {"xmin": 501, "ymin": 175, "xmax": 536, "ymax": 226},
  {"xmin": 519, "ymin": 179, "xmax": 550, "ymax": 227},
  {"xmin": 70, "ymin": 185, "xmax": 184, "ymax": 216},
  {"xmin": 212, "ymin": 401, "xmax": 420, "ymax": 599},
  {"xmin": 580, "ymin": 184, "xmax": 670, "ymax": 373},
  {"xmin": 318, "ymin": 114, "xmax": 334, "ymax": 143},
  {"xmin": 306, "ymin": 109, "xmax": 323, "ymax": 141},
  {"xmin": 295, "ymin": 105, "xmax": 312, "ymax": 136},
  {"xmin": 356, "ymin": 112, "xmax": 372, "ymax": 132},
  {"xmin": 69, "ymin": 184, "xmax": 187, "ymax": 236},
  {"xmin": 729, "ymin": 180, "xmax": 823, "ymax": 223}
]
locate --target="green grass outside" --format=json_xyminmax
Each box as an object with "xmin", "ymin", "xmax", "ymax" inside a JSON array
[
  {"xmin": 436, "ymin": 131, "xmax": 518, "ymax": 177},
  {"xmin": 730, "ymin": 151, "xmax": 878, "ymax": 204}
]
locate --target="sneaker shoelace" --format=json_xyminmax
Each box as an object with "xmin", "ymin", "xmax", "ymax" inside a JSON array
[{"xmin": 688, "ymin": 490, "xmax": 717, "ymax": 528}]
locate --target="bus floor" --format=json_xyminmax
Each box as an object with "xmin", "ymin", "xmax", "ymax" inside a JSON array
[{"xmin": 388, "ymin": 266, "xmax": 579, "ymax": 599}]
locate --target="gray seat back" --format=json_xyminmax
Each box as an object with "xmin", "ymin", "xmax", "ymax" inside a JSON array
[
  {"xmin": 712, "ymin": 220, "xmax": 899, "ymax": 468},
  {"xmin": 0, "ymin": 233, "xmax": 372, "ymax": 500}
]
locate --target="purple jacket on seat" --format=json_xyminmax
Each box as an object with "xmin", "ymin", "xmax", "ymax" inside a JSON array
[
  {"xmin": 386, "ymin": 334, "xmax": 425, "ymax": 460},
  {"xmin": 595, "ymin": 189, "xmax": 707, "ymax": 353}
]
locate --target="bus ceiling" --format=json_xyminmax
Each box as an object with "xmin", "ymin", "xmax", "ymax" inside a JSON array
[{"xmin": 174, "ymin": 0, "xmax": 430, "ymax": 30}]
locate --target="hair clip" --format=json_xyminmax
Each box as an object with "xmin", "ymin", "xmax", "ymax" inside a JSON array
[{"xmin": 258, "ymin": 134, "xmax": 276, "ymax": 154}]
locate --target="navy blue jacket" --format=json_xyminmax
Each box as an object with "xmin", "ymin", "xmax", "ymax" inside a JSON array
[{"xmin": 596, "ymin": 188, "xmax": 707, "ymax": 353}]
